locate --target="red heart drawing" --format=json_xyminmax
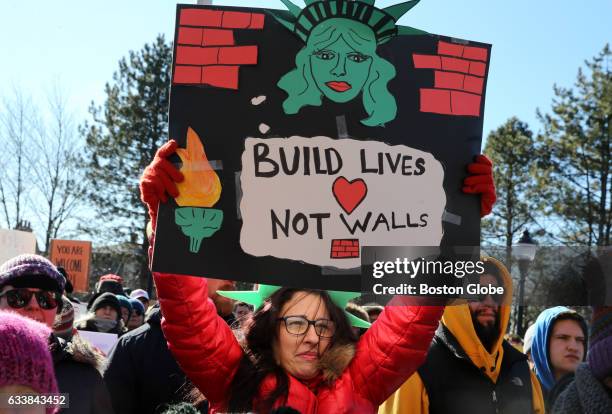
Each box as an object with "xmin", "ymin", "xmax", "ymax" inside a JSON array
[{"xmin": 332, "ymin": 177, "xmax": 368, "ymax": 215}]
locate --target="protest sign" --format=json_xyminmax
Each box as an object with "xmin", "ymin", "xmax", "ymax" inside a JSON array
[
  {"xmin": 77, "ymin": 331, "xmax": 118, "ymax": 356},
  {"xmin": 49, "ymin": 239, "xmax": 92, "ymax": 293},
  {"xmin": 0, "ymin": 228, "xmax": 37, "ymax": 265},
  {"xmin": 153, "ymin": 1, "xmax": 492, "ymax": 291}
]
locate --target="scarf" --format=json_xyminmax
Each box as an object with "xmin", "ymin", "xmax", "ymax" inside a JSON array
[
  {"xmin": 92, "ymin": 317, "xmax": 118, "ymax": 333},
  {"xmin": 552, "ymin": 363, "xmax": 612, "ymax": 414}
]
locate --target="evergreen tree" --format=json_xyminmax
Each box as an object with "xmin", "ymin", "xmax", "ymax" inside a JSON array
[
  {"xmin": 482, "ymin": 117, "xmax": 539, "ymax": 263},
  {"xmin": 537, "ymin": 44, "xmax": 611, "ymax": 246},
  {"xmin": 82, "ymin": 35, "xmax": 172, "ymax": 286}
]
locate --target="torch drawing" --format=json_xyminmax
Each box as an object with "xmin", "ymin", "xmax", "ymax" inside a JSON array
[{"xmin": 174, "ymin": 127, "xmax": 223, "ymax": 253}]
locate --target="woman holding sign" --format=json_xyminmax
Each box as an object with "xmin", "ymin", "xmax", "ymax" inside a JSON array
[{"xmin": 140, "ymin": 139, "xmax": 495, "ymax": 413}]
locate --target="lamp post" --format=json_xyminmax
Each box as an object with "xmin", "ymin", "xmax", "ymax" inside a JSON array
[{"xmin": 513, "ymin": 230, "xmax": 537, "ymax": 336}]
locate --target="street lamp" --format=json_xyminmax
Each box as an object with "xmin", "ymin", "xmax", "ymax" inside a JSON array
[{"xmin": 513, "ymin": 230, "xmax": 537, "ymax": 336}]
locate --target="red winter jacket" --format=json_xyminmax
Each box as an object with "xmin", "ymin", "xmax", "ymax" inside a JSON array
[{"xmin": 154, "ymin": 272, "xmax": 444, "ymax": 413}]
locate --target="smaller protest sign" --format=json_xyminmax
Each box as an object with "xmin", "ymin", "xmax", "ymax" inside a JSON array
[
  {"xmin": 49, "ymin": 240, "xmax": 92, "ymax": 293},
  {"xmin": 0, "ymin": 228, "xmax": 37, "ymax": 264},
  {"xmin": 77, "ymin": 331, "xmax": 118, "ymax": 356}
]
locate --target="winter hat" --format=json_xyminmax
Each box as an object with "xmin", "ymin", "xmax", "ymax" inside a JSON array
[
  {"xmin": 91, "ymin": 292, "xmax": 121, "ymax": 319},
  {"xmin": 0, "ymin": 311, "xmax": 58, "ymax": 414},
  {"xmin": 129, "ymin": 298, "xmax": 145, "ymax": 316},
  {"xmin": 53, "ymin": 296, "xmax": 75, "ymax": 340},
  {"xmin": 129, "ymin": 288, "xmax": 150, "ymax": 302},
  {"xmin": 0, "ymin": 254, "xmax": 65, "ymax": 292},
  {"xmin": 523, "ymin": 323, "xmax": 536, "ymax": 355},
  {"xmin": 587, "ymin": 306, "xmax": 612, "ymax": 380},
  {"xmin": 99, "ymin": 274, "xmax": 123, "ymax": 285},
  {"xmin": 95, "ymin": 274, "xmax": 124, "ymax": 296},
  {"xmin": 116, "ymin": 295, "xmax": 133, "ymax": 316}
]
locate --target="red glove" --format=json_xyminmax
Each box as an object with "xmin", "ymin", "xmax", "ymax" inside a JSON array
[
  {"xmin": 462, "ymin": 154, "xmax": 496, "ymax": 217},
  {"xmin": 140, "ymin": 140, "xmax": 184, "ymax": 228}
]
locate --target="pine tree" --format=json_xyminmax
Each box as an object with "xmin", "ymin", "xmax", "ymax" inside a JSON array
[
  {"xmin": 82, "ymin": 35, "xmax": 172, "ymax": 286},
  {"xmin": 537, "ymin": 44, "xmax": 611, "ymax": 246},
  {"xmin": 482, "ymin": 117, "xmax": 538, "ymax": 262}
]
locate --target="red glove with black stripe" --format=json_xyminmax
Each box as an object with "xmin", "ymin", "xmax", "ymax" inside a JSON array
[
  {"xmin": 462, "ymin": 154, "xmax": 496, "ymax": 217},
  {"xmin": 140, "ymin": 140, "xmax": 184, "ymax": 229}
]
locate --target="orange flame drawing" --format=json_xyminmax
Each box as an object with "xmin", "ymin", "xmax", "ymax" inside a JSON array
[{"xmin": 175, "ymin": 127, "xmax": 222, "ymax": 207}]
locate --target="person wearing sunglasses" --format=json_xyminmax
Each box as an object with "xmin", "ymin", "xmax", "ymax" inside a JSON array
[
  {"xmin": 127, "ymin": 298, "xmax": 145, "ymax": 331},
  {"xmin": 0, "ymin": 254, "xmax": 114, "ymax": 414},
  {"xmin": 380, "ymin": 256, "xmax": 545, "ymax": 414},
  {"xmin": 0, "ymin": 256, "xmax": 64, "ymax": 328}
]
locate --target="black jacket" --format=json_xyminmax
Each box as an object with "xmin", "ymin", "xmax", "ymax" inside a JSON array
[
  {"xmin": 103, "ymin": 305, "xmax": 206, "ymax": 414},
  {"xmin": 50, "ymin": 334, "xmax": 114, "ymax": 414},
  {"xmin": 418, "ymin": 324, "xmax": 535, "ymax": 414}
]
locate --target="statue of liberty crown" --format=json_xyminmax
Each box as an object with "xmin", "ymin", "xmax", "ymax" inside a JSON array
[{"xmin": 274, "ymin": 0, "xmax": 426, "ymax": 45}]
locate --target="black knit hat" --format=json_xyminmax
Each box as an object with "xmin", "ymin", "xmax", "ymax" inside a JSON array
[{"xmin": 91, "ymin": 292, "xmax": 121, "ymax": 320}]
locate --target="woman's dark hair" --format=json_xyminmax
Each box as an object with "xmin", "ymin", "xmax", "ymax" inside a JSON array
[{"xmin": 227, "ymin": 288, "xmax": 357, "ymax": 412}]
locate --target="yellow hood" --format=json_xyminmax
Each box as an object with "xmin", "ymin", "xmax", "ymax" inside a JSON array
[{"xmin": 442, "ymin": 256, "xmax": 513, "ymax": 383}]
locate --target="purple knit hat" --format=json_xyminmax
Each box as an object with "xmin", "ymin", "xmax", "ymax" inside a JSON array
[
  {"xmin": 587, "ymin": 306, "xmax": 612, "ymax": 380},
  {"xmin": 0, "ymin": 310, "xmax": 59, "ymax": 414},
  {"xmin": 0, "ymin": 254, "xmax": 65, "ymax": 292}
]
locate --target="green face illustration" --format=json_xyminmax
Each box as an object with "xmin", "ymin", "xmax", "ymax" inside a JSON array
[{"xmin": 308, "ymin": 20, "xmax": 376, "ymax": 103}]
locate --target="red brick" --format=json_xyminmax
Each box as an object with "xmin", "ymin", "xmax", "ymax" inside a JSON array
[
  {"xmin": 340, "ymin": 240, "xmax": 353, "ymax": 246},
  {"xmin": 413, "ymin": 54, "xmax": 441, "ymax": 69},
  {"xmin": 201, "ymin": 65, "xmax": 239, "ymax": 89},
  {"xmin": 441, "ymin": 56, "xmax": 470, "ymax": 73},
  {"xmin": 463, "ymin": 75, "xmax": 484, "ymax": 94},
  {"xmin": 434, "ymin": 71, "xmax": 465, "ymax": 90},
  {"xmin": 420, "ymin": 88, "xmax": 451, "ymax": 114},
  {"xmin": 333, "ymin": 246, "xmax": 345, "ymax": 252},
  {"xmin": 218, "ymin": 46, "xmax": 258, "ymax": 65},
  {"xmin": 249, "ymin": 13, "xmax": 265, "ymax": 29},
  {"xmin": 180, "ymin": 9, "xmax": 223, "ymax": 27},
  {"xmin": 438, "ymin": 41, "xmax": 464, "ymax": 57},
  {"xmin": 469, "ymin": 61, "xmax": 486, "ymax": 76},
  {"xmin": 202, "ymin": 29, "xmax": 234, "ymax": 46},
  {"xmin": 463, "ymin": 46, "xmax": 488, "ymax": 62},
  {"xmin": 451, "ymin": 91, "xmax": 481, "ymax": 116},
  {"xmin": 173, "ymin": 65, "xmax": 201, "ymax": 84},
  {"xmin": 177, "ymin": 27, "xmax": 203, "ymax": 45},
  {"xmin": 352, "ymin": 241, "xmax": 360, "ymax": 246},
  {"xmin": 222, "ymin": 11, "xmax": 251, "ymax": 29},
  {"xmin": 176, "ymin": 46, "xmax": 218, "ymax": 65},
  {"xmin": 346, "ymin": 246, "xmax": 359, "ymax": 252}
]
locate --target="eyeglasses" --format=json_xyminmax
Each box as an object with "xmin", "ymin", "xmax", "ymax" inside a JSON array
[
  {"xmin": 0, "ymin": 288, "xmax": 61, "ymax": 310},
  {"xmin": 277, "ymin": 316, "xmax": 336, "ymax": 338}
]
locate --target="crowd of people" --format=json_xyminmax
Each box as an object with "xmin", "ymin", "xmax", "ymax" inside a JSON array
[{"xmin": 0, "ymin": 141, "xmax": 609, "ymax": 413}]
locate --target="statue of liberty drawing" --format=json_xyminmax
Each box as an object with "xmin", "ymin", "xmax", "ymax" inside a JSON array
[{"xmin": 273, "ymin": 0, "xmax": 426, "ymax": 127}]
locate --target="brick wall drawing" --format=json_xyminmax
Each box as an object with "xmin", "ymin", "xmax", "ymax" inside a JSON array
[
  {"xmin": 331, "ymin": 239, "xmax": 360, "ymax": 259},
  {"xmin": 413, "ymin": 40, "xmax": 489, "ymax": 116},
  {"xmin": 173, "ymin": 9, "xmax": 265, "ymax": 90}
]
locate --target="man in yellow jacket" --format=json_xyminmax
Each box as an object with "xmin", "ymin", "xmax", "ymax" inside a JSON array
[{"xmin": 379, "ymin": 257, "xmax": 544, "ymax": 414}]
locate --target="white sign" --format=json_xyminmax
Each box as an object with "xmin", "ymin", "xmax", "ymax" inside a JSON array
[
  {"xmin": 0, "ymin": 228, "xmax": 37, "ymax": 265},
  {"xmin": 240, "ymin": 136, "xmax": 446, "ymax": 269},
  {"xmin": 77, "ymin": 330, "xmax": 118, "ymax": 356}
]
